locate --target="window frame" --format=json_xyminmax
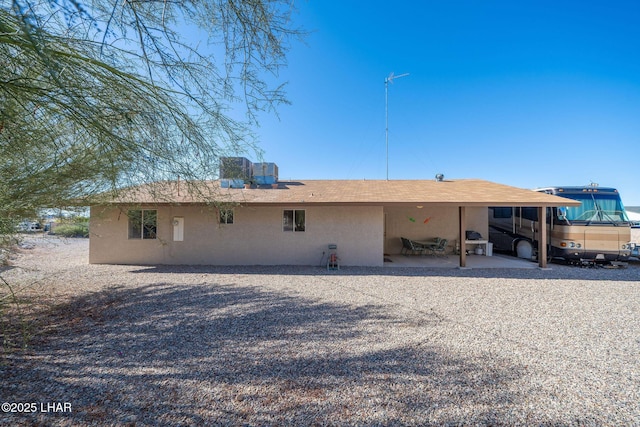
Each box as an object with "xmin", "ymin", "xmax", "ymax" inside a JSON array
[
  {"xmin": 219, "ymin": 208, "xmax": 234, "ymax": 224},
  {"xmin": 127, "ymin": 209, "xmax": 157, "ymax": 240},
  {"xmin": 283, "ymin": 209, "xmax": 305, "ymax": 232}
]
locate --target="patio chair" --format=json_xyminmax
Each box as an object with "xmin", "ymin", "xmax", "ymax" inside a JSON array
[
  {"xmin": 400, "ymin": 237, "xmax": 413, "ymax": 256},
  {"xmin": 401, "ymin": 237, "xmax": 427, "ymax": 256},
  {"xmin": 426, "ymin": 238, "xmax": 448, "ymax": 257}
]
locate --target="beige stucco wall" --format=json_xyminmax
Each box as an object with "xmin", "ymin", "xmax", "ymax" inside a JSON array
[
  {"xmin": 383, "ymin": 205, "xmax": 488, "ymax": 255},
  {"xmin": 90, "ymin": 204, "xmax": 384, "ymax": 266}
]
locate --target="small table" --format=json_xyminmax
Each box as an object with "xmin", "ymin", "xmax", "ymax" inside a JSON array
[
  {"xmin": 413, "ymin": 239, "xmax": 439, "ymax": 250},
  {"xmin": 465, "ymin": 240, "xmax": 489, "ymax": 256}
]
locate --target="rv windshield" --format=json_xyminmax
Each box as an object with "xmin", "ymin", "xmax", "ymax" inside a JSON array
[{"xmin": 561, "ymin": 193, "xmax": 629, "ymax": 223}]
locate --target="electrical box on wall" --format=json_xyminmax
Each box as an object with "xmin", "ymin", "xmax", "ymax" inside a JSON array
[{"xmin": 173, "ymin": 217, "xmax": 184, "ymax": 241}]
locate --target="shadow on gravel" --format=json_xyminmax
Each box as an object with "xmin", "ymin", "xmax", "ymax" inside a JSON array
[
  {"xmin": 126, "ymin": 262, "xmax": 640, "ymax": 283},
  {"xmin": 1, "ymin": 282, "xmax": 596, "ymax": 426}
]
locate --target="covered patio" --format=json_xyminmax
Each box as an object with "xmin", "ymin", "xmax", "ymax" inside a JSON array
[{"xmin": 382, "ymin": 182, "xmax": 580, "ymax": 269}]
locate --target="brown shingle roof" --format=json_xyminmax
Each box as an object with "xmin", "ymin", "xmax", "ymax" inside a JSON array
[{"xmin": 110, "ymin": 179, "xmax": 580, "ymax": 207}]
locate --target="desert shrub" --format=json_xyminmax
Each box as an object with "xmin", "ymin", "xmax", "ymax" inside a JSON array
[{"xmin": 52, "ymin": 223, "xmax": 89, "ymax": 238}]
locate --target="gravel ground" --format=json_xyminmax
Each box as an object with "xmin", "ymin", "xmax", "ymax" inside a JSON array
[{"xmin": 0, "ymin": 236, "xmax": 639, "ymax": 426}]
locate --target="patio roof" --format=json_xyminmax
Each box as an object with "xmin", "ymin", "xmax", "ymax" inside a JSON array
[{"xmin": 109, "ymin": 179, "xmax": 580, "ymax": 207}]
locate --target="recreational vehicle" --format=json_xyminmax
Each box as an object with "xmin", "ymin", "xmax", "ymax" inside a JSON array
[{"xmin": 489, "ymin": 186, "xmax": 632, "ymax": 264}]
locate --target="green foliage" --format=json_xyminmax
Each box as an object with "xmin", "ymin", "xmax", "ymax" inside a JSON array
[
  {"xmin": 1, "ymin": 0, "xmax": 303, "ymax": 217},
  {"xmin": 51, "ymin": 223, "xmax": 89, "ymax": 238},
  {"xmin": 68, "ymin": 215, "xmax": 89, "ymax": 225},
  {"xmin": 0, "ymin": 215, "xmax": 20, "ymax": 238}
]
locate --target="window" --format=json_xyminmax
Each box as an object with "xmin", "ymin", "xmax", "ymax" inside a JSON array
[
  {"xmin": 128, "ymin": 209, "xmax": 157, "ymax": 239},
  {"xmin": 219, "ymin": 209, "xmax": 234, "ymax": 224},
  {"xmin": 521, "ymin": 207, "xmax": 538, "ymax": 221},
  {"xmin": 492, "ymin": 207, "xmax": 512, "ymax": 219},
  {"xmin": 562, "ymin": 193, "xmax": 630, "ymax": 223},
  {"xmin": 283, "ymin": 209, "xmax": 305, "ymax": 232}
]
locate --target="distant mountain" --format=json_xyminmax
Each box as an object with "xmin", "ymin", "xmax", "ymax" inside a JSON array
[{"xmin": 627, "ymin": 206, "xmax": 640, "ymax": 214}]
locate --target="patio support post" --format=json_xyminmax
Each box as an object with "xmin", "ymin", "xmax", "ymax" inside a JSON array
[
  {"xmin": 459, "ymin": 206, "xmax": 466, "ymax": 268},
  {"xmin": 538, "ymin": 206, "xmax": 548, "ymax": 268}
]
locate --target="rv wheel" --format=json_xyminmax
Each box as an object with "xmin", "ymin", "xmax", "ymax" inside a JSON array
[{"xmin": 516, "ymin": 240, "xmax": 533, "ymax": 260}]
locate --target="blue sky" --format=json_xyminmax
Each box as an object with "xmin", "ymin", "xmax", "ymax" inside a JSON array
[{"xmin": 251, "ymin": 1, "xmax": 640, "ymax": 205}]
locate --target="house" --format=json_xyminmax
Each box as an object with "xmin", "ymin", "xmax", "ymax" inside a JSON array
[{"xmin": 89, "ymin": 179, "xmax": 578, "ymax": 268}]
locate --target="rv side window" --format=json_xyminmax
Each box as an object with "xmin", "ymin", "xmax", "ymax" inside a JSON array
[
  {"xmin": 492, "ymin": 207, "xmax": 512, "ymax": 219},
  {"xmin": 521, "ymin": 207, "xmax": 538, "ymax": 221}
]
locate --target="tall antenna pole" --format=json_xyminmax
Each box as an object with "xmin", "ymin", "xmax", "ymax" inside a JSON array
[{"xmin": 385, "ymin": 72, "xmax": 409, "ymax": 180}]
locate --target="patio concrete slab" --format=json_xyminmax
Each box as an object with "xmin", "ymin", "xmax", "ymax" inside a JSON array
[{"xmin": 384, "ymin": 254, "xmax": 539, "ymax": 268}]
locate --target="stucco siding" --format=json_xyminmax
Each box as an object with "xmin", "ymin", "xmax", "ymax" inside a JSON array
[{"xmin": 90, "ymin": 205, "xmax": 384, "ymax": 266}]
